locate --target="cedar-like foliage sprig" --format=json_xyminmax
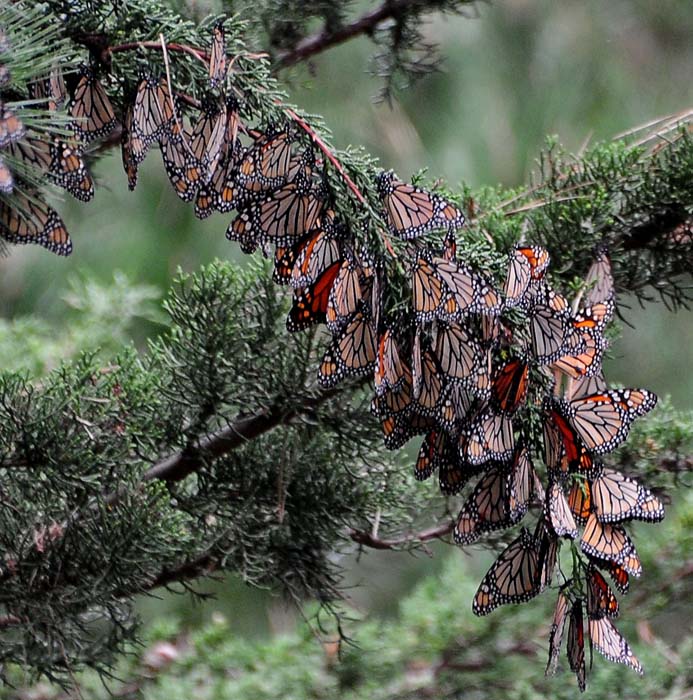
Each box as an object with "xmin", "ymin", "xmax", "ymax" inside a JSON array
[{"xmin": 0, "ymin": 261, "xmax": 411, "ymax": 680}]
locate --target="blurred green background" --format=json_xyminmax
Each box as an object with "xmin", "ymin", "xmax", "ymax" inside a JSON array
[{"xmin": 0, "ymin": 0, "xmax": 691, "ymax": 666}]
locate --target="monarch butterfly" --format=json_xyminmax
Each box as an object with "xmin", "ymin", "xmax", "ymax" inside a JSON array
[
  {"xmin": 130, "ymin": 74, "xmax": 174, "ymax": 165},
  {"xmin": 580, "ymin": 513, "xmax": 641, "ymax": 575},
  {"xmin": 588, "ymin": 617, "xmax": 642, "ymax": 674},
  {"xmin": 454, "ymin": 447, "xmax": 534, "ymax": 545},
  {"xmin": 504, "ymin": 245, "xmax": 550, "ymax": 307},
  {"xmin": 550, "ymin": 389, "xmax": 657, "ymax": 455},
  {"xmin": 0, "ymin": 156, "xmax": 13, "ymax": 193},
  {"xmin": 411, "ymin": 347, "xmax": 444, "ymax": 417},
  {"xmin": 318, "ymin": 309, "xmax": 377, "ymax": 388},
  {"xmin": 546, "ymin": 481, "xmax": 578, "ymax": 539},
  {"xmin": 0, "ymin": 104, "xmax": 25, "ymax": 148},
  {"xmin": 228, "ymin": 161, "xmax": 323, "ymax": 249},
  {"xmin": 587, "ymin": 556, "xmax": 630, "ymax": 594},
  {"xmin": 0, "ymin": 64, "xmax": 9, "ymax": 88},
  {"xmin": 236, "ymin": 126, "xmax": 295, "ymax": 193},
  {"xmin": 436, "ymin": 382, "xmax": 475, "ymax": 430},
  {"xmin": 69, "ymin": 66, "xmax": 116, "ymax": 142},
  {"xmin": 8, "ymin": 135, "xmax": 94, "ymax": 202},
  {"xmin": 376, "ymin": 170, "xmax": 465, "ymax": 239},
  {"xmin": 433, "ymin": 322, "xmax": 484, "ymax": 386},
  {"xmin": 414, "ymin": 429, "xmax": 445, "ymax": 481},
  {"xmin": 381, "ymin": 412, "xmax": 434, "ymax": 450},
  {"xmin": 186, "ymin": 97, "xmax": 228, "ymax": 186},
  {"xmin": 374, "ymin": 329, "xmax": 408, "ymax": 397},
  {"xmin": 586, "ymin": 566, "xmax": 619, "ymax": 619},
  {"xmin": 491, "ymin": 356, "xmax": 529, "ymax": 414},
  {"xmin": 590, "ymin": 468, "xmax": 664, "ymax": 523},
  {"xmin": 535, "ymin": 517, "xmax": 559, "ymax": 588},
  {"xmin": 412, "ymin": 252, "xmax": 501, "ymax": 323},
  {"xmin": 441, "ymin": 227, "xmax": 457, "ymax": 261},
  {"xmin": 209, "ymin": 20, "xmax": 227, "ymax": 89},
  {"xmin": 551, "ymin": 302, "xmax": 612, "ymax": 379},
  {"xmin": 286, "ymin": 261, "xmax": 342, "ymax": 332},
  {"xmin": 0, "ymin": 191, "xmax": 71, "ymax": 255},
  {"xmin": 567, "ymin": 371, "xmax": 607, "ymax": 401},
  {"xmin": 460, "ymin": 408, "xmax": 515, "ymax": 466},
  {"xmin": 567, "ymin": 600, "xmax": 586, "ymax": 692},
  {"xmin": 326, "ymin": 255, "xmax": 371, "ymax": 333},
  {"xmin": 438, "ymin": 450, "xmax": 481, "ymax": 495},
  {"xmin": 290, "ymin": 210, "xmax": 341, "ymax": 288},
  {"xmin": 584, "ymin": 247, "xmax": 614, "ymax": 307},
  {"xmin": 29, "ymin": 65, "xmax": 67, "ymax": 112},
  {"xmin": 472, "ymin": 528, "xmax": 542, "ymax": 616},
  {"xmin": 195, "ymin": 139, "xmax": 249, "ymax": 214},
  {"xmin": 567, "ymin": 478, "xmax": 592, "ymax": 525},
  {"xmin": 528, "ymin": 286, "xmax": 577, "ymax": 365},
  {"xmin": 546, "ymin": 588, "xmax": 570, "ymax": 676},
  {"xmin": 371, "ymin": 368, "xmax": 413, "ymax": 420}
]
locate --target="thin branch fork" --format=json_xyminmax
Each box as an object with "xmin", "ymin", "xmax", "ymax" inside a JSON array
[
  {"xmin": 347, "ymin": 521, "xmax": 454, "ymax": 550},
  {"xmin": 274, "ymin": 0, "xmax": 426, "ymax": 70}
]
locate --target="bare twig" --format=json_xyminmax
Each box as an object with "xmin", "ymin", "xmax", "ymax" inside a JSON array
[{"xmin": 274, "ymin": 0, "xmax": 429, "ymax": 70}]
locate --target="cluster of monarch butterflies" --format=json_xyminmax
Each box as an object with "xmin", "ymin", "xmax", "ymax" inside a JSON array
[
  {"xmin": 0, "ymin": 22, "xmax": 102, "ymax": 255},
  {"xmin": 0, "ymin": 18, "xmax": 665, "ymax": 692}
]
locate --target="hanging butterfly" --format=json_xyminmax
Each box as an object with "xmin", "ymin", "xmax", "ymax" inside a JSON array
[
  {"xmin": 286, "ymin": 260, "xmax": 342, "ymax": 332},
  {"xmin": 580, "ymin": 513, "xmax": 642, "ymax": 575},
  {"xmin": 318, "ymin": 308, "xmax": 377, "ymax": 388},
  {"xmin": 326, "ymin": 254, "xmax": 372, "ymax": 333},
  {"xmin": 228, "ymin": 154, "xmax": 323, "ymax": 250},
  {"xmin": 410, "ymin": 345, "xmax": 445, "ymax": 418},
  {"xmin": 587, "ymin": 556, "xmax": 630, "ymax": 595},
  {"xmin": 29, "ymin": 65, "xmax": 67, "ymax": 112},
  {"xmin": 0, "ymin": 156, "xmax": 13, "ymax": 193},
  {"xmin": 121, "ymin": 102, "xmax": 141, "ymax": 191},
  {"xmin": 534, "ymin": 517, "xmax": 559, "ymax": 589},
  {"xmin": 186, "ymin": 97, "xmax": 228, "ymax": 187},
  {"xmin": 379, "ymin": 407, "xmax": 433, "ymax": 450},
  {"xmin": 590, "ymin": 468, "xmax": 664, "ymax": 523},
  {"xmin": 0, "ymin": 103, "xmax": 25, "ymax": 148},
  {"xmin": 527, "ymin": 286, "xmax": 578, "ymax": 365},
  {"xmin": 584, "ymin": 246, "xmax": 615, "ymax": 307},
  {"xmin": 567, "ymin": 599, "xmax": 586, "ymax": 691},
  {"xmin": 491, "ymin": 356, "xmax": 529, "ymax": 414},
  {"xmin": 547, "ymin": 388, "xmax": 657, "ymax": 456},
  {"xmin": 454, "ymin": 446, "xmax": 534, "ymax": 545},
  {"xmin": 503, "ymin": 245, "xmax": 550, "ymax": 308},
  {"xmin": 567, "ymin": 371, "xmax": 608, "ymax": 401},
  {"xmin": 130, "ymin": 74, "xmax": 173, "ymax": 165},
  {"xmin": 586, "ymin": 566, "xmax": 619, "ymax": 619},
  {"xmin": 551, "ymin": 301, "xmax": 613, "ymax": 379},
  {"xmin": 236, "ymin": 125, "xmax": 296, "ymax": 193},
  {"xmin": 588, "ymin": 616, "xmax": 642, "ymax": 674},
  {"xmin": 69, "ymin": 66, "xmax": 116, "ymax": 142},
  {"xmin": 546, "ymin": 587, "xmax": 570, "ymax": 676},
  {"xmin": 459, "ymin": 408, "xmax": 515, "ymax": 466},
  {"xmin": 433, "ymin": 322, "xmax": 484, "ymax": 387},
  {"xmin": 412, "ymin": 251, "xmax": 502, "ymax": 323},
  {"xmin": 545, "ymin": 481, "xmax": 578, "ymax": 539},
  {"xmin": 290, "ymin": 211, "xmax": 342, "ymax": 288},
  {"xmin": 567, "ymin": 477, "xmax": 592, "ymax": 525},
  {"xmin": 208, "ymin": 20, "xmax": 227, "ymax": 89},
  {"xmin": 8, "ymin": 135, "xmax": 94, "ymax": 202},
  {"xmin": 436, "ymin": 382, "xmax": 475, "ymax": 431},
  {"xmin": 472, "ymin": 528, "xmax": 543, "ymax": 616},
  {"xmin": 374, "ymin": 329, "xmax": 408, "ymax": 397},
  {"xmin": 376, "ymin": 170, "xmax": 465, "ymax": 239},
  {"xmin": 0, "ymin": 190, "xmax": 71, "ymax": 255},
  {"xmin": 195, "ymin": 139, "xmax": 249, "ymax": 215}
]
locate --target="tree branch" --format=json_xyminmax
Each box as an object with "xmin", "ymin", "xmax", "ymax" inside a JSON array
[
  {"xmin": 273, "ymin": 0, "xmax": 423, "ymax": 71},
  {"xmin": 347, "ymin": 520, "xmax": 454, "ymax": 550}
]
